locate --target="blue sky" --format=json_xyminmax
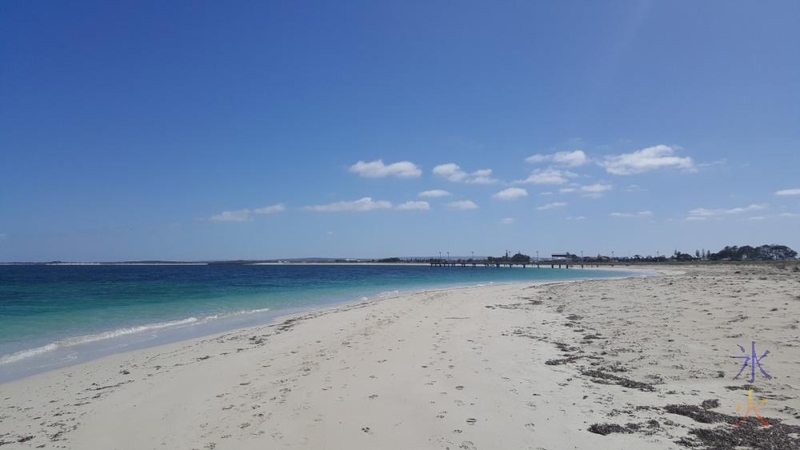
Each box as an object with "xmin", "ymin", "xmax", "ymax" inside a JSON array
[{"xmin": 1, "ymin": 1, "xmax": 799, "ymax": 261}]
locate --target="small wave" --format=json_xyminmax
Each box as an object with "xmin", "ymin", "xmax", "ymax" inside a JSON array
[
  {"xmin": 0, "ymin": 307, "xmax": 275, "ymax": 367},
  {"xmin": 0, "ymin": 343, "xmax": 58, "ymax": 365},
  {"xmin": 0, "ymin": 317, "xmax": 200, "ymax": 366},
  {"xmin": 202, "ymin": 307, "xmax": 270, "ymax": 322}
]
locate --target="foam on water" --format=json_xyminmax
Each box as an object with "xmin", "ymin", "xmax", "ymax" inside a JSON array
[{"xmin": 0, "ymin": 308, "xmax": 272, "ymax": 366}]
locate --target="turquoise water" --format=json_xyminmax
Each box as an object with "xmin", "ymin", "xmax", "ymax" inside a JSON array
[{"xmin": 0, "ymin": 264, "xmax": 636, "ymax": 381}]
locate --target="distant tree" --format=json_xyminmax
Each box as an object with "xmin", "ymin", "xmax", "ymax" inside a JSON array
[
  {"xmin": 377, "ymin": 257, "xmax": 402, "ymax": 263},
  {"xmin": 510, "ymin": 252, "xmax": 531, "ymax": 263},
  {"xmin": 708, "ymin": 244, "xmax": 797, "ymax": 261}
]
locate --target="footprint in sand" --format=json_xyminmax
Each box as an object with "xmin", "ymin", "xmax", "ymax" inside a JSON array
[{"xmin": 459, "ymin": 441, "xmax": 477, "ymax": 450}]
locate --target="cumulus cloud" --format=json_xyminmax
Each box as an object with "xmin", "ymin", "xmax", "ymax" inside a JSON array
[
  {"xmin": 567, "ymin": 216, "xmax": 587, "ymax": 221},
  {"xmin": 210, "ymin": 209, "xmax": 253, "ymax": 222},
  {"xmin": 580, "ymin": 184, "xmax": 613, "ymax": 195},
  {"xmin": 525, "ymin": 150, "xmax": 587, "ymax": 167},
  {"xmin": 349, "ymin": 159, "xmax": 421, "ymax": 178},
  {"xmin": 433, "ymin": 163, "xmax": 496, "ymax": 184},
  {"xmin": 396, "ymin": 201, "xmax": 431, "ymax": 211},
  {"xmin": 210, "ymin": 203, "xmax": 286, "ymax": 222},
  {"xmin": 303, "ymin": 197, "xmax": 393, "ymax": 212},
  {"xmin": 600, "ymin": 145, "xmax": 694, "ymax": 175},
  {"xmin": 517, "ymin": 168, "xmax": 577, "ymax": 185},
  {"xmin": 687, "ymin": 204, "xmax": 766, "ymax": 218},
  {"xmin": 419, "ymin": 189, "xmax": 451, "ymax": 198},
  {"xmin": 775, "ymin": 188, "xmax": 800, "ymax": 196},
  {"xmin": 253, "ymin": 204, "xmax": 286, "ymax": 215},
  {"xmin": 560, "ymin": 184, "xmax": 613, "ymax": 197},
  {"xmin": 537, "ymin": 202, "xmax": 567, "ymax": 211},
  {"xmin": 500, "ymin": 217, "xmax": 514, "ymax": 225},
  {"xmin": 492, "ymin": 187, "xmax": 528, "ymax": 201},
  {"xmin": 610, "ymin": 211, "xmax": 654, "ymax": 218},
  {"xmin": 447, "ymin": 200, "xmax": 479, "ymax": 210}
]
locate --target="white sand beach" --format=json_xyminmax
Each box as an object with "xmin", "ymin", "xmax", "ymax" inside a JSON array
[{"xmin": 1, "ymin": 264, "xmax": 799, "ymax": 449}]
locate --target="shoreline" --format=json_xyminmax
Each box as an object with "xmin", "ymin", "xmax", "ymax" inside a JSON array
[
  {"xmin": 2, "ymin": 264, "xmax": 796, "ymax": 449},
  {"xmin": 0, "ymin": 267, "xmax": 640, "ymax": 384}
]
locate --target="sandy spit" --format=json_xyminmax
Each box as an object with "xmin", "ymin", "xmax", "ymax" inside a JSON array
[{"xmin": 1, "ymin": 264, "xmax": 799, "ymax": 449}]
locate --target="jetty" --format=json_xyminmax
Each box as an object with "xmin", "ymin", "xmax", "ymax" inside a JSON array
[{"xmin": 429, "ymin": 253, "xmax": 596, "ymax": 269}]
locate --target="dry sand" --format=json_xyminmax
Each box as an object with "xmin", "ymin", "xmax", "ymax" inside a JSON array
[{"xmin": 1, "ymin": 264, "xmax": 799, "ymax": 449}]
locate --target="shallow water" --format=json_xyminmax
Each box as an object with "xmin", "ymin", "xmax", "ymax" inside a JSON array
[{"xmin": 0, "ymin": 264, "xmax": 636, "ymax": 381}]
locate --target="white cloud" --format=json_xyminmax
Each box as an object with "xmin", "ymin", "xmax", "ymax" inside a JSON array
[
  {"xmin": 749, "ymin": 216, "xmax": 767, "ymax": 221},
  {"xmin": 396, "ymin": 201, "xmax": 431, "ymax": 211},
  {"xmin": 610, "ymin": 211, "xmax": 654, "ymax": 218},
  {"xmin": 557, "ymin": 183, "xmax": 612, "ymax": 197},
  {"xmin": 525, "ymin": 150, "xmax": 588, "ymax": 167},
  {"xmin": 433, "ymin": 163, "xmax": 497, "ymax": 184},
  {"xmin": 210, "ymin": 209, "xmax": 252, "ymax": 222},
  {"xmin": 349, "ymin": 159, "xmax": 421, "ymax": 178},
  {"xmin": 253, "ymin": 204, "xmax": 286, "ymax": 215},
  {"xmin": 517, "ymin": 168, "xmax": 577, "ymax": 185},
  {"xmin": 500, "ymin": 217, "xmax": 514, "ymax": 225},
  {"xmin": 625, "ymin": 184, "xmax": 645, "ymax": 192},
  {"xmin": 303, "ymin": 197, "xmax": 393, "ymax": 212},
  {"xmin": 540, "ymin": 191, "xmax": 554, "ymax": 196},
  {"xmin": 775, "ymin": 188, "xmax": 800, "ymax": 196},
  {"xmin": 778, "ymin": 212, "xmax": 800, "ymax": 218},
  {"xmin": 567, "ymin": 216, "xmax": 586, "ymax": 221},
  {"xmin": 419, "ymin": 189, "xmax": 451, "ymax": 198},
  {"xmin": 600, "ymin": 145, "xmax": 694, "ymax": 175},
  {"xmin": 685, "ymin": 216, "xmax": 706, "ymax": 221},
  {"xmin": 687, "ymin": 204, "xmax": 766, "ymax": 218},
  {"xmin": 537, "ymin": 202, "xmax": 567, "ymax": 211},
  {"xmin": 492, "ymin": 187, "xmax": 528, "ymax": 201},
  {"xmin": 326, "ymin": 231, "xmax": 334, "ymax": 235},
  {"xmin": 210, "ymin": 203, "xmax": 286, "ymax": 222},
  {"xmin": 580, "ymin": 183, "xmax": 613, "ymax": 195},
  {"xmin": 447, "ymin": 200, "xmax": 479, "ymax": 210}
]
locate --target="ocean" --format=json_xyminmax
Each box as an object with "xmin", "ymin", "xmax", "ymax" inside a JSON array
[{"xmin": 0, "ymin": 264, "xmax": 637, "ymax": 381}]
